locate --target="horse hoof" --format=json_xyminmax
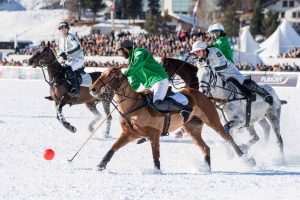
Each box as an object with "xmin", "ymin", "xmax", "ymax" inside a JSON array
[
  {"xmin": 243, "ymin": 156, "xmax": 256, "ymax": 167},
  {"xmin": 137, "ymin": 138, "xmax": 147, "ymax": 144},
  {"xmin": 88, "ymin": 127, "xmax": 94, "ymax": 133},
  {"xmin": 70, "ymin": 127, "xmax": 77, "ymax": 133},
  {"xmin": 97, "ymin": 164, "xmax": 105, "ymax": 171},
  {"xmin": 239, "ymin": 144, "xmax": 249, "ymax": 154}
]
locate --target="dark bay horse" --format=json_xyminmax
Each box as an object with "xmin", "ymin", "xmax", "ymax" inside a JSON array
[
  {"xmin": 163, "ymin": 57, "xmax": 286, "ymax": 161},
  {"xmin": 89, "ymin": 67, "xmax": 254, "ymax": 172},
  {"xmin": 28, "ymin": 45, "xmax": 112, "ymax": 135}
]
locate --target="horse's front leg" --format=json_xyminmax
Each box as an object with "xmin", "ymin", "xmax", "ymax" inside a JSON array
[
  {"xmin": 97, "ymin": 130, "xmax": 139, "ymax": 171},
  {"xmin": 102, "ymin": 99, "xmax": 112, "ymax": 137},
  {"xmin": 86, "ymin": 102, "xmax": 102, "ymax": 133},
  {"xmin": 239, "ymin": 125, "xmax": 259, "ymax": 153},
  {"xmin": 56, "ymin": 102, "xmax": 77, "ymax": 133}
]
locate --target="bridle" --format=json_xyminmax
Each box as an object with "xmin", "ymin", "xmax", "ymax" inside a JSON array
[
  {"xmin": 32, "ymin": 48, "xmax": 65, "ymax": 86},
  {"xmin": 199, "ymin": 65, "xmax": 218, "ymax": 95}
]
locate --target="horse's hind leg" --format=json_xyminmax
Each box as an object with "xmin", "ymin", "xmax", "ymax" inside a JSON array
[
  {"xmin": 258, "ymin": 118, "xmax": 271, "ymax": 142},
  {"xmin": 86, "ymin": 102, "xmax": 102, "ymax": 133},
  {"xmin": 182, "ymin": 118, "xmax": 211, "ymax": 171},
  {"xmin": 266, "ymin": 110, "xmax": 284, "ymax": 159},
  {"xmin": 56, "ymin": 102, "xmax": 76, "ymax": 133}
]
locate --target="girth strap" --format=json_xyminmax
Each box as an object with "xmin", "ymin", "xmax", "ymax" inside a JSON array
[
  {"xmin": 161, "ymin": 113, "xmax": 171, "ymax": 137},
  {"xmin": 245, "ymin": 98, "xmax": 252, "ymax": 127}
]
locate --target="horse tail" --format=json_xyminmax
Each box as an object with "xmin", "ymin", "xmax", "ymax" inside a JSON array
[{"xmin": 280, "ymin": 100, "xmax": 287, "ymax": 105}]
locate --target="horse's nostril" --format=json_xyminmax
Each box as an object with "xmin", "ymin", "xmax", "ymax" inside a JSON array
[{"xmin": 91, "ymin": 88, "xmax": 96, "ymax": 93}]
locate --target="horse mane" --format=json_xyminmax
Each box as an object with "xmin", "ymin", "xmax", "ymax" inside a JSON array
[
  {"xmin": 163, "ymin": 57, "xmax": 199, "ymax": 90},
  {"xmin": 163, "ymin": 57, "xmax": 198, "ymax": 74}
]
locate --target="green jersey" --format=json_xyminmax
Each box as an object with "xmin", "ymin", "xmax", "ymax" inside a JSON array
[
  {"xmin": 213, "ymin": 36, "xmax": 234, "ymax": 63},
  {"xmin": 123, "ymin": 48, "xmax": 169, "ymax": 90}
]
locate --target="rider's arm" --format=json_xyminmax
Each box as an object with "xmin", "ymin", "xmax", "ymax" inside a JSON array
[
  {"xmin": 124, "ymin": 49, "xmax": 148, "ymax": 77},
  {"xmin": 129, "ymin": 76, "xmax": 141, "ymax": 91}
]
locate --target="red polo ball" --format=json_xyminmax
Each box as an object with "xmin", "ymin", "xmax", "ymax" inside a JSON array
[{"xmin": 43, "ymin": 149, "xmax": 55, "ymax": 160}]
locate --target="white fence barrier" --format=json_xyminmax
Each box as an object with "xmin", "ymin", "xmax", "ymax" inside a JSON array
[{"xmin": 1, "ymin": 66, "xmax": 299, "ymax": 88}]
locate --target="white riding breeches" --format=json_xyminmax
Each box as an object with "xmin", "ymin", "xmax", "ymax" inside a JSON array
[
  {"xmin": 66, "ymin": 57, "xmax": 85, "ymax": 71},
  {"xmin": 150, "ymin": 79, "xmax": 169, "ymax": 103},
  {"xmin": 223, "ymin": 65, "xmax": 245, "ymax": 84}
]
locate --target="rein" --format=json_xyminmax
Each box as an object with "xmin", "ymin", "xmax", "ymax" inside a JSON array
[
  {"xmin": 40, "ymin": 59, "xmax": 64, "ymax": 86},
  {"xmin": 201, "ymin": 66, "xmax": 247, "ymax": 102},
  {"xmin": 94, "ymin": 73, "xmax": 145, "ymax": 128}
]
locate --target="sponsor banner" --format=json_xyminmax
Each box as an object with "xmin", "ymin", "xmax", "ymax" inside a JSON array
[{"xmin": 242, "ymin": 72, "xmax": 298, "ymax": 87}]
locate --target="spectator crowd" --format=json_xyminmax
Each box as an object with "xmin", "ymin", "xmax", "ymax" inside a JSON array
[{"xmin": 1, "ymin": 29, "xmax": 300, "ymax": 71}]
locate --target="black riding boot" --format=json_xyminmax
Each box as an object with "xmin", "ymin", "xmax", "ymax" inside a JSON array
[
  {"xmin": 65, "ymin": 66, "xmax": 80, "ymax": 97},
  {"xmin": 243, "ymin": 79, "xmax": 273, "ymax": 106},
  {"xmin": 153, "ymin": 99, "xmax": 193, "ymax": 122}
]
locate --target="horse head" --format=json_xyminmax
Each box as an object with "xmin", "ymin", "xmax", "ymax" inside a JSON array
[
  {"xmin": 90, "ymin": 67, "xmax": 124, "ymax": 98},
  {"xmin": 163, "ymin": 57, "xmax": 199, "ymax": 89},
  {"xmin": 28, "ymin": 45, "xmax": 56, "ymax": 68},
  {"xmin": 197, "ymin": 64, "xmax": 218, "ymax": 95}
]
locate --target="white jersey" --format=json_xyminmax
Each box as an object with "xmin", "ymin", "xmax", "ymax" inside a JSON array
[
  {"xmin": 206, "ymin": 47, "xmax": 234, "ymax": 73},
  {"xmin": 58, "ymin": 33, "xmax": 84, "ymax": 60},
  {"xmin": 191, "ymin": 47, "xmax": 245, "ymax": 84}
]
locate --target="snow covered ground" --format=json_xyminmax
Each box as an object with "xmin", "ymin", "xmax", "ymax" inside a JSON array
[{"xmin": 0, "ymin": 79, "xmax": 299, "ymax": 200}]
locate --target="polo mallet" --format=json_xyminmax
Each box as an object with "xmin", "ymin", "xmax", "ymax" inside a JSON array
[{"xmin": 67, "ymin": 107, "xmax": 116, "ymax": 163}]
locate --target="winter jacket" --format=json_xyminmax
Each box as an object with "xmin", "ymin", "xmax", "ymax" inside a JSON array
[
  {"xmin": 123, "ymin": 48, "xmax": 169, "ymax": 90},
  {"xmin": 212, "ymin": 35, "xmax": 234, "ymax": 63}
]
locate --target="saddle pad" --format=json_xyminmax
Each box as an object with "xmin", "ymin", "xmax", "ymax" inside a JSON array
[
  {"xmin": 80, "ymin": 73, "xmax": 93, "ymax": 87},
  {"xmin": 167, "ymin": 92, "xmax": 189, "ymax": 106}
]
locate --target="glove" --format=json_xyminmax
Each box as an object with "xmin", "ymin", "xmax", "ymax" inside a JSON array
[{"xmin": 59, "ymin": 52, "xmax": 68, "ymax": 60}]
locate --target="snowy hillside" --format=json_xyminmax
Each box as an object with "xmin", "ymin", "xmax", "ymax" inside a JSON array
[
  {"xmin": 0, "ymin": 10, "xmax": 91, "ymax": 43},
  {"xmin": 0, "ymin": 0, "xmax": 60, "ymax": 11}
]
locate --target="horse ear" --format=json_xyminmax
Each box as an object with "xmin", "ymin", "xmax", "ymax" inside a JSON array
[{"xmin": 47, "ymin": 41, "xmax": 51, "ymax": 48}]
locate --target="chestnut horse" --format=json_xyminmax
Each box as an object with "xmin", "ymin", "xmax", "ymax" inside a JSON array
[
  {"xmin": 89, "ymin": 67, "xmax": 253, "ymax": 172},
  {"xmin": 163, "ymin": 57, "xmax": 286, "ymax": 158},
  {"xmin": 28, "ymin": 45, "xmax": 112, "ymax": 135}
]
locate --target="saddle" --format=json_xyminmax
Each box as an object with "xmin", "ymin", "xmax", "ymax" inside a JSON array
[
  {"xmin": 143, "ymin": 88, "xmax": 189, "ymax": 137},
  {"xmin": 225, "ymin": 77, "xmax": 254, "ymax": 127},
  {"xmin": 226, "ymin": 78, "xmax": 256, "ymax": 102}
]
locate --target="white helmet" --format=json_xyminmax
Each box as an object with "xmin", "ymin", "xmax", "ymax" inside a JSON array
[
  {"xmin": 209, "ymin": 23, "xmax": 225, "ymax": 33},
  {"xmin": 190, "ymin": 41, "xmax": 207, "ymax": 53}
]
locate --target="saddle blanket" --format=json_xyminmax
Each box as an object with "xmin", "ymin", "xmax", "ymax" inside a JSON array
[
  {"xmin": 80, "ymin": 73, "xmax": 93, "ymax": 87},
  {"xmin": 167, "ymin": 92, "xmax": 189, "ymax": 106}
]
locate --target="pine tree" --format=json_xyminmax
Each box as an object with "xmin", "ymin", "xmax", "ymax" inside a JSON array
[
  {"xmin": 120, "ymin": 0, "xmax": 130, "ymax": 19},
  {"xmin": 86, "ymin": 0, "xmax": 106, "ymax": 22},
  {"xmin": 222, "ymin": 4, "xmax": 239, "ymax": 37},
  {"xmin": 250, "ymin": 0, "xmax": 263, "ymax": 37},
  {"xmin": 120, "ymin": 0, "xmax": 142, "ymax": 20},
  {"xmin": 161, "ymin": 10, "xmax": 173, "ymax": 34},
  {"xmin": 262, "ymin": 11, "xmax": 279, "ymax": 37},
  {"xmin": 131, "ymin": 0, "xmax": 142, "ymax": 20},
  {"xmin": 145, "ymin": 0, "xmax": 161, "ymax": 34}
]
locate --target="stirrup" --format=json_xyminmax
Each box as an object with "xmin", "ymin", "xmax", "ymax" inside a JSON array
[
  {"xmin": 69, "ymin": 88, "xmax": 80, "ymax": 97},
  {"xmin": 181, "ymin": 107, "xmax": 192, "ymax": 123},
  {"xmin": 265, "ymin": 95, "xmax": 273, "ymax": 106}
]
